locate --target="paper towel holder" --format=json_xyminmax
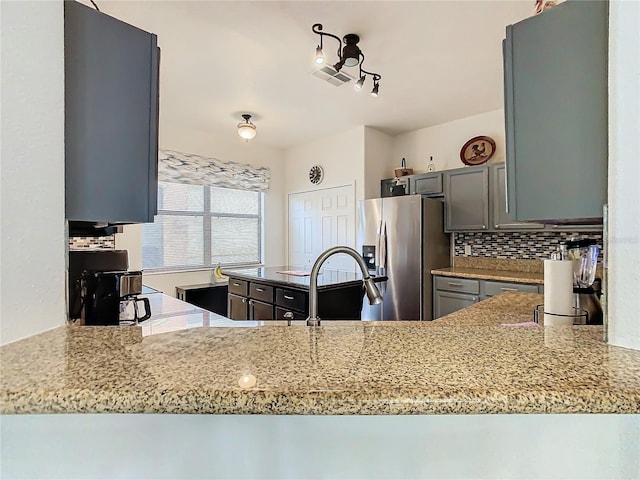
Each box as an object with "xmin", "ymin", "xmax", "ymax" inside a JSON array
[{"xmin": 533, "ymin": 305, "xmax": 589, "ymax": 325}]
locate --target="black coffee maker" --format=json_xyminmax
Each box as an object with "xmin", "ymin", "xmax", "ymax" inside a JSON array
[{"xmin": 69, "ymin": 250, "xmax": 151, "ymax": 326}]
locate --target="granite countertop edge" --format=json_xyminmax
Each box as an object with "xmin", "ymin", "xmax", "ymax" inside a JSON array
[{"xmin": 431, "ymin": 267, "xmax": 544, "ymax": 285}]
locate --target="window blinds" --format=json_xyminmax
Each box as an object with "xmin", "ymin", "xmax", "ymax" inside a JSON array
[{"xmin": 158, "ymin": 149, "xmax": 270, "ymax": 192}]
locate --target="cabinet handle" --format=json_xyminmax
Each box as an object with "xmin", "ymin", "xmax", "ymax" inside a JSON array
[
  {"xmin": 241, "ymin": 298, "xmax": 246, "ymax": 303},
  {"xmin": 448, "ymin": 282, "xmax": 464, "ymax": 287},
  {"xmin": 248, "ymin": 300, "xmax": 253, "ymax": 305},
  {"xmin": 482, "ymin": 225, "xmax": 487, "ymax": 229},
  {"xmin": 255, "ymin": 287, "xmax": 265, "ymax": 292},
  {"xmin": 233, "ymin": 282, "xmax": 241, "ymax": 287},
  {"xmin": 283, "ymin": 312, "xmax": 294, "ymax": 319},
  {"xmin": 473, "ymin": 296, "xmax": 479, "ymax": 301},
  {"xmin": 500, "ymin": 287, "xmax": 519, "ymax": 292},
  {"xmin": 283, "ymin": 294, "xmax": 295, "ymax": 300}
]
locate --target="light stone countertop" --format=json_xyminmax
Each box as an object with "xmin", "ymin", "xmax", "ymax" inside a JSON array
[
  {"xmin": 431, "ymin": 266, "xmax": 544, "ymax": 285},
  {"xmin": 1, "ymin": 292, "xmax": 639, "ymax": 415}
]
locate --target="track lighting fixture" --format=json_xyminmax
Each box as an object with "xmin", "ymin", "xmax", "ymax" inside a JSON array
[
  {"xmin": 237, "ymin": 114, "xmax": 257, "ymax": 142},
  {"xmin": 312, "ymin": 23, "xmax": 382, "ymax": 97}
]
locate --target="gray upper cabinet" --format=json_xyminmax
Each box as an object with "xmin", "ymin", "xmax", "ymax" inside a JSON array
[
  {"xmin": 491, "ymin": 164, "xmax": 544, "ymax": 230},
  {"xmin": 503, "ymin": 0, "xmax": 608, "ymax": 224},
  {"xmin": 444, "ymin": 166, "xmax": 489, "ymax": 232},
  {"xmin": 410, "ymin": 172, "xmax": 443, "ymax": 196},
  {"xmin": 65, "ymin": 1, "xmax": 159, "ymax": 224}
]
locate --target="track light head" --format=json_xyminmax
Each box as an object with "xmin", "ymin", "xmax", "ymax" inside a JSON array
[
  {"xmin": 370, "ymin": 82, "xmax": 379, "ymax": 97},
  {"xmin": 315, "ymin": 46, "xmax": 324, "ymax": 65},
  {"xmin": 355, "ymin": 76, "xmax": 365, "ymax": 90}
]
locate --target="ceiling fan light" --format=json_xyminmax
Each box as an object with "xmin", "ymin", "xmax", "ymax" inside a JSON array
[{"xmin": 315, "ymin": 46, "xmax": 325, "ymax": 64}]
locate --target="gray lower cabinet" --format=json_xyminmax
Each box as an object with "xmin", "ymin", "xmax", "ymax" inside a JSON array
[
  {"xmin": 65, "ymin": 1, "xmax": 159, "ymax": 224},
  {"xmin": 503, "ymin": 0, "xmax": 607, "ymax": 223},
  {"xmin": 434, "ymin": 290, "xmax": 480, "ymax": 319},
  {"xmin": 444, "ymin": 166, "xmax": 489, "ymax": 231},
  {"xmin": 433, "ymin": 275, "xmax": 541, "ymax": 319}
]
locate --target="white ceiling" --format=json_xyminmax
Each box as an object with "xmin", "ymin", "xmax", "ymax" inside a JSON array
[{"xmin": 97, "ymin": 1, "xmax": 532, "ymax": 149}]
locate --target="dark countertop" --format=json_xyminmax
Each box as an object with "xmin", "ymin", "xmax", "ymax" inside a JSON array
[{"xmin": 221, "ymin": 266, "xmax": 385, "ymax": 290}]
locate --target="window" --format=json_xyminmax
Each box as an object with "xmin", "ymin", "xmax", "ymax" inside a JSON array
[{"xmin": 142, "ymin": 182, "xmax": 262, "ymax": 271}]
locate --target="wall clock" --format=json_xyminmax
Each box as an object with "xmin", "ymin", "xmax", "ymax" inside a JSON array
[{"xmin": 309, "ymin": 165, "xmax": 324, "ymax": 185}]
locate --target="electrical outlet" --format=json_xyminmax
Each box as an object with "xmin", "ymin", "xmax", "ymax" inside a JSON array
[{"xmin": 464, "ymin": 245, "xmax": 472, "ymax": 255}]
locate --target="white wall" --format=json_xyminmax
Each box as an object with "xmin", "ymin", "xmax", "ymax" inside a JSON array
[
  {"xmin": 364, "ymin": 127, "xmax": 393, "ymax": 199},
  {"xmin": 392, "ymin": 109, "xmax": 506, "ymax": 173},
  {"xmin": 0, "ymin": 1, "xmax": 66, "ymax": 346},
  {"xmin": 284, "ymin": 126, "xmax": 365, "ymax": 198},
  {"xmin": 116, "ymin": 121, "xmax": 286, "ymax": 294},
  {"xmin": 607, "ymin": 0, "xmax": 640, "ymax": 350}
]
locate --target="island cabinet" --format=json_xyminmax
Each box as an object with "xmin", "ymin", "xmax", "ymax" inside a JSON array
[
  {"xmin": 175, "ymin": 283, "xmax": 228, "ymax": 316},
  {"xmin": 503, "ymin": 0, "xmax": 608, "ymax": 224},
  {"xmin": 224, "ymin": 267, "xmax": 373, "ymax": 321}
]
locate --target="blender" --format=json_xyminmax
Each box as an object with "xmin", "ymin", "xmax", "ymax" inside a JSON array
[{"xmin": 565, "ymin": 237, "xmax": 602, "ymax": 325}]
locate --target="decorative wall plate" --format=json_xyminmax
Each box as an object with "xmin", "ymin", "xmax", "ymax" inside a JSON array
[
  {"xmin": 309, "ymin": 165, "xmax": 324, "ymax": 184},
  {"xmin": 460, "ymin": 136, "xmax": 496, "ymax": 166}
]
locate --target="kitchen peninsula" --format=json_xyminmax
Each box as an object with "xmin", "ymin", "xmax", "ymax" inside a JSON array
[
  {"xmin": 3, "ymin": 291, "xmax": 639, "ymax": 415},
  {"xmin": 222, "ymin": 266, "xmax": 385, "ymax": 321},
  {"xmin": 2, "ymin": 292, "xmax": 639, "ymax": 479}
]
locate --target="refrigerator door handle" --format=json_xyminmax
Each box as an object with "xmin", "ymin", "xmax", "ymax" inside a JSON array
[
  {"xmin": 380, "ymin": 222, "xmax": 387, "ymax": 270},
  {"xmin": 375, "ymin": 220, "xmax": 383, "ymax": 268}
]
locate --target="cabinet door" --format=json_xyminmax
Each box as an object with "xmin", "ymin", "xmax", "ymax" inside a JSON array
[
  {"xmin": 228, "ymin": 293, "xmax": 248, "ymax": 320},
  {"xmin": 410, "ymin": 173, "xmax": 443, "ymax": 196},
  {"xmin": 491, "ymin": 164, "xmax": 544, "ymax": 230},
  {"xmin": 64, "ymin": 1, "xmax": 159, "ymax": 223},
  {"xmin": 434, "ymin": 291, "xmax": 479, "ymax": 319},
  {"xmin": 444, "ymin": 167, "xmax": 489, "ymax": 231},
  {"xmin": 504, "ymin": 0, "xmax": 607, "ymax": 223},
  {"xmin": 249, "ymin": 300, "xmax": 274, "ymax": 321}
]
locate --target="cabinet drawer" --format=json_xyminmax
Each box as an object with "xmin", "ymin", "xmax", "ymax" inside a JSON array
[
  {"xmin": 434, "ymin": 276, "xmax": 480, "ymax": 294},
  {"xmin": 275, "ymin": 288, "xmax": 307, "ymax": 312},
  {"xmin": 228, "ymin": 278, "xmax": 248, "ymax": 296},
  {"xmin": 275, "ymin": 307, "xmax": 306, "ymax": 321},
  {"xmin": 484, "ymin": 281, "xmax": 539, "ymax": 297},
  {"xmin": 249, "ymin": 283, "xmax": 273, "ymax": 303},
  {"xmin": 411, "ymin": 173, "xmax": 443, "ymax": 195}
]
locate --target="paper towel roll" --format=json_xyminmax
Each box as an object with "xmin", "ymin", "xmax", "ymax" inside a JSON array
[{"xmin": 543, "ymin": 259, "xmax": 575, "ymax": 326}]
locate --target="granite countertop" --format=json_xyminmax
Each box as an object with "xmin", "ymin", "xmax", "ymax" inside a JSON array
[
  {"xmin": 2, "ymin": 292, "xmax": 639, "ymax": 415},
  {"xmin": 222, "ymin": 266, "xmax": 385, "ymax": 290},
  {"xmin": 431, "ymin": 266, "xmax": 544, "ymax": 285}
]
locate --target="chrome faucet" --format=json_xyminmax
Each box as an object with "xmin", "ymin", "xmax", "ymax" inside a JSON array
[{"xmin": 307, "ymin": 246, "xmax": 383, "ymax": 327}]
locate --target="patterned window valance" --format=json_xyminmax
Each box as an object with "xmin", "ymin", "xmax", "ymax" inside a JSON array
[{"xmin": 158, "ymin": 149, "xmax": 270, "ymax": 192}]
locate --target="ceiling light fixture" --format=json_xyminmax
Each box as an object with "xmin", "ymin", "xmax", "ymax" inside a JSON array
[
  {"xmin": 312, "ymin": 23, "xmax": 382, "ymax": 97},
  {"xmin": 237, "ymin": 114, "xmax": 257, "ymax": 142}
]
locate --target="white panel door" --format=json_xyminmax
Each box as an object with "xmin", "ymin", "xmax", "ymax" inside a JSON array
[{"xmin": 288, "ymin": 185, "xmax": 355, "ymax": 272}]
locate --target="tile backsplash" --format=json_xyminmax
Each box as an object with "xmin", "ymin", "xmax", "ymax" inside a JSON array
[
  {"xmin": 69, "ymin": 236, "xmax": 115, "ymax": 250},
  {"xmin": 454, "ymin": 231, "xmax": 603, "ymax": 261}
]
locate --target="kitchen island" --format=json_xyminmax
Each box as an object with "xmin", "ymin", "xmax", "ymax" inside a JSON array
[
  {"xmin": 221, "ymin": 266, "xmax": 385, "ymax": 321},
  {"xmin": 2, "ymin": 292, "xmax": 639, "ymax": 479}
]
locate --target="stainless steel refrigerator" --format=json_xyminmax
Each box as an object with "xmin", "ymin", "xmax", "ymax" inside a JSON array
[{"xmin": 357, "ymin": 195, "xmax": 450, "ymax": 321}]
